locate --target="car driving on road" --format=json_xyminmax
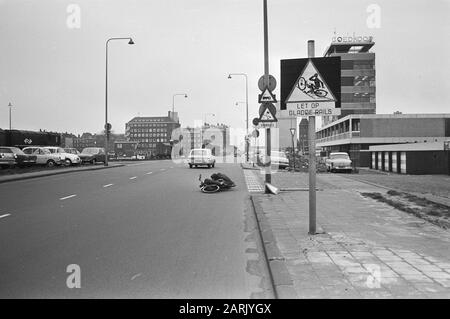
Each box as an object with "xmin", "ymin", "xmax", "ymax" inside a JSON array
[
  {"xmin": 188, "ymin": 148, "xmax": 215, "ymax": 168},
  {"xmin": 325, "ymin": 152, "xmax": 353, "ymax": 173},
  {"xmin": 79, "ymin": 147, "xmax": 106, "ymax": 164},
  {"xmin": 23, "ymin": 146, "xmax": 63, "ymax": 167}
]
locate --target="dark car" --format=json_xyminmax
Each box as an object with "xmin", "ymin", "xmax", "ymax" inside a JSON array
[
  {"xmin": 79, "ymin": 147, "xmax": 106, "ymax": 164},
  {"xmin": 0, "ymin": 146, "xmax": 36, "ymax": 168}
]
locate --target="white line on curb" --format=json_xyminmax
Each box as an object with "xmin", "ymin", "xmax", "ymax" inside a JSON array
[
  {"xmin": 60, "ymin": 194, "xmax": 77, "ymax": 201},
  {"xmin": 103, "ymin": 184, "xmax": 114, "ymax": 188},
  {"xmin": 0, "ymin": 214, "xmax": 11, "ymax": 219},
  {"xmin": 129, "ymin": 176, "xmax": 137, "ymax": 180}
]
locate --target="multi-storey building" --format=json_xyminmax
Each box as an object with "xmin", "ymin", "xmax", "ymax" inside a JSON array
[
  {"xmin": 322, "ymin": 35, "xmax": 376, "ymax": 125},
  {"xmin": 124, "ymin": 111, "xmax": 180, "ymax": 158}
]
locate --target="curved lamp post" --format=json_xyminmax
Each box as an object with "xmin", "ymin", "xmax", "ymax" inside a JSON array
[
  {"xmin": 105, "ymin": 37, "xmax": 134, "ymax": 166},
  {"xmin": 228, "ymin": 73, "xmax": 249, "ymax": 162}
]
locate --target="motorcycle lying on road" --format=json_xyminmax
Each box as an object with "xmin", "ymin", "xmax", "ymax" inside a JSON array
[{"xmin": 198, "ymin": 173, "xmax": 236, "ymax": 193}]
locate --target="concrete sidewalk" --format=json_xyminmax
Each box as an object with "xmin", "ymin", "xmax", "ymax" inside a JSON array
[
  {"xmin": 249, "ymin": 171, "xmax": 450, "ymax": 298},
  {"xmin": 0, "ymin": 163, "xmax": 125, "ymax": 184}
]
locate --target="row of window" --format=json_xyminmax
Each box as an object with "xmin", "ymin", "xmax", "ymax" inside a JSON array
[
  {"xmin": 341, "ymin": 93, "xmax": 376, "ymax": 103},
  {"xmin": 341, "ymin": 60, "xmax": 375, "ymax": 70},
  {"xmin": 128, "ymin": 123, "xmax": 169, "ymax": 128},
  {"xmin": 341, "ymin": 76, "xmax": 375, "ymax": 87},
  {"xmin": 130, "ymin": 128, "xmax": 167, "ymax": 133},
  {"xmin": 129, "ymin": 133, "xmax": 168, "ymax": 138}
]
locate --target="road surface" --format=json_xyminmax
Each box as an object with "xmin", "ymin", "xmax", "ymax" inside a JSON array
[{"xmin": 0, "ymin": 160, "xmax": 269, "ymax": 298}]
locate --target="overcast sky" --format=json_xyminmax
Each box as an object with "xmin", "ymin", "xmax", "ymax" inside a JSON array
[{"xmin": 0, "ymin": 0, "xmax": 449, "ymax": 135}]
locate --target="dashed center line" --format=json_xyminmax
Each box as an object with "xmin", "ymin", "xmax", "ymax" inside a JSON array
[
  {"xmin": 129, "ymin": 176, "xmax": 137, "ymax": 180},
  {"xmin": 60, "ymin": 194, "xmax": 77, "ymax": 201},
  {"xmin": 103, "ymin": 183, "xmax": 114, "ymax": 188},
  {"xmin": 146, "ymin": 172, "xmax": 153, "ymax": 175},
  {"xmin": 0, "ymin": 214, "xmax": 11, "ymax": 219}
]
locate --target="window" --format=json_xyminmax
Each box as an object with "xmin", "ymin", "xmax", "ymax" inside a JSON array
[
  {"xmin": 341, "ymin": 77, "xmax": 354, "ymax": 86},
  {"xmin": 341, "ymin": 60, "xmax": 353, "ymax": 70}
]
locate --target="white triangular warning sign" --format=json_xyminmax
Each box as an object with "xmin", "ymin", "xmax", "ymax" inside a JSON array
[
  {"xmin": 286, "ymin": 60, "xmax": 336, "ymax": 103},
  {"xmin": 258, "ymin": 88, "xmax": 277, "ymax": 103},
  {"xmin": 259, "ymin": 105, "xmax": 277, "ymax": 122}
]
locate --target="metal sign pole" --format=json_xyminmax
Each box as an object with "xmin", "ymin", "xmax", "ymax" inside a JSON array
[
  {"xmin": 263, "ymin": 0, "xmax": 272, "ymax": 192},
  {"xmin": 307, "ymin": 40, "xmax": 316, "ymax": 235}
]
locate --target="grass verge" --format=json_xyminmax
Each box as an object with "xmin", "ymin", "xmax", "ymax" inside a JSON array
[{"xmin": 361, "ymin": 190, "xmax": 450, "ymax": 230}]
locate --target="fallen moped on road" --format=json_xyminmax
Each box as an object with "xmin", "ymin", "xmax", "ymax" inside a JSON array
[{"xmin": 198, "ymin": 173, "xmax": 236, "ymax": 193}]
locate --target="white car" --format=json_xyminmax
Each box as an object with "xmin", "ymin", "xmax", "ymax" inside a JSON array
[
  {"xmin": 258, "ymin": 151, "xmax": 290, "ymax": 169},
  {"xmin": 44, "ymin": 146, "xmax": 81, "ymax": 166},
  {"xmin": 188, "ymin": 148, "xmax": 215, "ymax": 168},
  {"xmin": 22, "ymin": 146, "xmax": 63, "ymax": 167},
  {"xmin": 325, "ymin": 152, "xmax": 352, "ymax": 173}
]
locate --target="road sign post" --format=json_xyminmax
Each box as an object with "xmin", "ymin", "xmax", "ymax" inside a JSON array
[
  {"xmin": 307, "ymin": 40, "xmax": 317, "ymax": 235},
  {"xmin": 282, "ymin": 40, "xmax": 340, "ymax": 235}
]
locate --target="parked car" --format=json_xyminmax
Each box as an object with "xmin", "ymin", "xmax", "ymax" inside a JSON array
[
  {"xmin": 0, "ymin": 147, "xmax": 17, "ymax": 168},
  {"xmin": 131, "ymin": 154, "xmax": 145, "ymax": 160},
  {"xmin": 188, "ymin": 148, "xmax": 215, "ymax": 168},
  {"xmin": 325, "ymin": 152, "xmax": 353, "ymax": 173},
  {"xmin": 64, "ymin": 148, "xmax": 81, "ymax": 156},
  {"xmin": 79, "ymin": 147, "xmax": 106, "ymax": 164},
  {"xmin": 0, "ymin": 146, "xmax": 36, "ymax": 167},
  {"xmin": 258, "ymin": 150, "xmax": 290, "ymax": 169},
  {"xmin": 23, "ymin": 146, "xmax": 63, "ymax": 167},
  {"xmin": 44, "ymin": 146, "xmax": 81, "ymax": 166}
]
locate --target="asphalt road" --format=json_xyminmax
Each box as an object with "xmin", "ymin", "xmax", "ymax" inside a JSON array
[{"xmin": 0, "ymin": 160, "xmax": 268, "ymax": 298}]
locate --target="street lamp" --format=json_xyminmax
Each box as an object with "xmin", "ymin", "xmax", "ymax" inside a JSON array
[
  {"xmin": 228, "ymin": 73, "xmax": 249, "ymax": 162},
  {"xmin": 290, "ymin": 127, "xmax": 296, "ymax": 171},
  {"xmin": 7, "ymin": 102, "xmax": 12, "ymax": 130},
  {"xmin": 105, "ymin": 37, "xmax": 134, "ymax": 166},
  {"xmin": 172, "ymin": 93, "xmax": 188, "ymax": 114}
]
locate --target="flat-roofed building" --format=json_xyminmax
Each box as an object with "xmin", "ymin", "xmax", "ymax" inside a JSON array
[{"xmin": 316, "ymin": 113, "xmax": 450, "ymax": 167}]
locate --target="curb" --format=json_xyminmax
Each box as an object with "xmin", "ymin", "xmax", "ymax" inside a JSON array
[
  {"xmin": 250, "ymin": 195, "xmax": 298, "ymax": 299},
  {"xmin": 240, "ymin": 163, "xmax": 261, "ymax": 171},
  {"xmin": 0, "ymin": 164, "xmax": 125, "ymax": 184}
]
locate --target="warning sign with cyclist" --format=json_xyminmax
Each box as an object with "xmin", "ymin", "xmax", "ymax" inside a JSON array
[{"xmin": 280, "ymin": 56, "xmax": 341, "ymax": 117}]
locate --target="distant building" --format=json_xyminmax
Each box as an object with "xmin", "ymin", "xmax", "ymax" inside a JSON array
[
  {"xmin": 183, "ymin": 123, "xmax": 231, "ymax": 156},
  {"xmin": 123, "ymin": 111, "xmax": 181, "ymax": 158},
  {"xmin": 316, "ymin": 113, "xmax": 450, "ymax": 167},
  {"xmin": 322, "ymin": 35, "xmax": 376, "ymax": 125}
]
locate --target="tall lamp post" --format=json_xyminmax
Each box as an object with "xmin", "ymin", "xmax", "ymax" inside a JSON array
[
  {"xmin": 227, "ymin": 73, "xmax": 249, "ymax": 162},
  {"xmin": 8, "ymin": 102, "xmax": 12, "ymax": 130},
  {"xmin": 105, "ymin": 37, "xmax": 134, "ymax": 166},
  {"xmin": 172, "ymin": 93, "xmax": 188, "ymax": 114},
  {"xmin": 290, "ymin": 127, "xmax": 296, "ymax": 171}
]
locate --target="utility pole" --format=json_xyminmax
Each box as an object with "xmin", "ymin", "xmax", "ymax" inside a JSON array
[
  {"xmin": 308, "ymin": 40, "xmax": 316, "ymax": 235},
  {"xmin": 8, "ymin": 102, "xmax": 12, "ymax": 130}
]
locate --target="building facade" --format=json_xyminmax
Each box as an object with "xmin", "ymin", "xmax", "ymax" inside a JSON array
[
  {"xmin": 316, "ymin": 114, "xmax": 450, "ymax": 167},
  {"xmin": 322, "ymin": 36, "xmax": 376, "ymax": 125},
  {"xmin": 124, "ymin": 111, "xmax": 180, "ymax": 158}
]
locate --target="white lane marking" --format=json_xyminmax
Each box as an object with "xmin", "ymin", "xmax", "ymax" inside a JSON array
[
  {"xmin": 131, "ymin": 273, "xmax": 142, "ymax": 281},
  {"xmin": 146, "ymin": 172, "xmax": 153, "ymax": 175},
  {"xmin": 0, "ymin": 214, "xmax": 11, "ymax": 219},
  {"xmin": 170, "ymin": 166, "xmax": 174, "ymax": 169},
  {"xmin": 129, "ymin": 176, "xmax": 137, "ymax": 180},
  {"xmin": 160, "ymin": 168, "xmax": 166, "ymax": 171},
  {"xmin": 60, "ymin": 194, "xmax": 77, "ymax": 201},
  {"xmin": 103, "ymin": 183, "xmax": 114, "ymax": 188}
]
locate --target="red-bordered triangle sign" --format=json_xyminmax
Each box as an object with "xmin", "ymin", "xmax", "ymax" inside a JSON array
[
  {"xmin": 259, "ymin": 103, "xmax": 277, "ymax": 122},
  {"xmin": 286, "ymin": 59, "xmax": 336, "ymax": 104}
]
